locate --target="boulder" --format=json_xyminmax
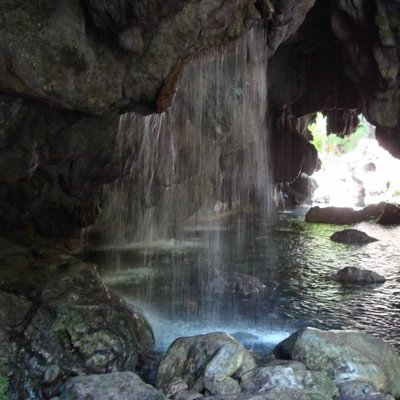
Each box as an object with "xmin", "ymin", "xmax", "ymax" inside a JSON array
[
  {"xmin": 273, "ymin": 328, "xmax": 400, "ymax": 398},
  {"xmin": 305, "ymin": 206, "xmax": 363, "ymax": 224},
  {"xmin": 360, "ymin": 203, "xmax": 386, "ymax": 221},
  {"xmin": 377, "ymin": 203, "xmax": 400, "ymax": 225},
  {"xmin": 19, "ymin": 262, "xmax": 154, "ymax": 398},
  {"xmin": 0, "ymin": 237, "xmax": 154, "ymax": 399},
  {"xmin": 338, "ymin": 381, "xmax": 395, "ymax": 400},
  {"xmin": 329, "ymin": 267, "xmax": 386, "ymax": 285},
  {"xmin": 330, "ymin": 229, "xmax": 378, "ymax": 244},
  {"xmin": 209, "ymin": 272, "xmax": 266, "ymax": 297},
  {"xmin": 0, "ymin": 291, "xmax": 32, "ymax": 398},
  {"xmin": 59, "ymin": 371, "xmax": 165, "ymax": 400},
  {"xmin": 240, "ymin": 359, "xmax": 338, "ymax": 399},
  {"xmin": 156, "ymin": 332, "xmax": 256, "ymax": 396}
]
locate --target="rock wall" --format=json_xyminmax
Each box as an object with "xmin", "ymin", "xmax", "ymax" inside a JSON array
[{"xmin": 2, "ymin": 0, "xmax": 400, "ymax": 237}]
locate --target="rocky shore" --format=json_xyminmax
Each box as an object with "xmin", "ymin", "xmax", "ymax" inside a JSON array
[{"xmin": 0, "ymin": 237, "xmax": 398, "ymax": 400}]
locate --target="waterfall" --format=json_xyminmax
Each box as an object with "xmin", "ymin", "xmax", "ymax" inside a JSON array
[{"xmin": 96, "ymin": 25, "xmax": 278, "ymax": 350}]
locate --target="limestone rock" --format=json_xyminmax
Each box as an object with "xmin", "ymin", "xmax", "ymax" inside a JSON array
[
  {"xmin": 157, "ymin": 332, "xmax": 256, "ymax": 396},
  {"xmin": 59, "ymin": 371, "xmax": 165, "ymax": 400},
  {"xmin": 305, "ymin": 206, "xmax": 363, "ymax": 224},
  {"xmin": 273, "ymin": 328, "xmax": 400, "ymax": 398},
  {"xmin": 330, "ymin": 229, "xmax": 378, "ymax": 244},
  {"xmin": 329, "ymin": 267, "xmax": 386, "ymax": 285}
]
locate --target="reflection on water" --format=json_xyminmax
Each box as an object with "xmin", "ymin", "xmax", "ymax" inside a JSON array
[{"xmin": 92, "ymin": 208, "xmax": 400, "ymax": 353}]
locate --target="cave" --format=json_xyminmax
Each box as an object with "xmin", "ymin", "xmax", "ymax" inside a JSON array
[{"xmin": 1, "ymin": 0, "xmax": 400, "ymax": 399}]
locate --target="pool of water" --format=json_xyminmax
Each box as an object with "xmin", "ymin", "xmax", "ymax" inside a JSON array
[{"xmin": 90, "ymin": 208, "xmax": 400, "ymax": 354}]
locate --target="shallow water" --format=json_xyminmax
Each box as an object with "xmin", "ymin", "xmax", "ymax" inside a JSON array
[{"xmin": 93, "ymin": 208, "xmax": 400, "ymax": 354}]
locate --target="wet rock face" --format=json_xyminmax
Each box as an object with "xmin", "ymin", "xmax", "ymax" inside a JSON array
[
  {"xmin": 4, "ymin": 0, "xmax": 400, "ymax": 237},
  {"xmin": 240, "ymin": 359, "xmax": 338, "ymax": 399},
  {"xmin": 330, "ymin": 0, "xmax": 400, "ymax": 154},
  {"xmin": 0, "ymin": 237, "xmax": 154, "ymax": 399},
  {"xmin": 59, "ymin": 372, "xmax": 165, "ymax": 400},
  {"xmin": 338, "ymin": 381, "xmax": 395, "ymax": 400},
  {"xmin": 274, "ymin": 327, "xmax": 400, "ymax": 398},
  {"xmin": 156, "ymin": 332, "xmax": 257, "ymax": 397},
  {"xmin": 0, "ymin": 94, "xmax": 123, "ymax": 237},
  {"xmin": 0, "ymin": 0, "xmax": 265, "ymax": 115}
]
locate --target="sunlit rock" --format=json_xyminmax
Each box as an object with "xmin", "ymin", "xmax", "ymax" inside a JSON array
[
  {"xmin": 156, "ymin": 332, "xmax": 256, "ymax": 396},
  {"xmin": 305, "ymin": 206, "xmax": 363, "ymax": 224},
  {"xmin": 329, "ymin": 267, "xmax": 386, "ymax": 285},
  {"xmin": 330, "ymin": 229, "xmax": 378, "ymax": 244},
  {"xmin": 311, "ymin": 137, "xmax": 400, "ymax": 208},
  {"xmin": 59, "ymin": 371, "xmax": 165, "ymax": 400},
  {"xmin": 273, "ymin": 328, "xmax": 400, "ymax": 398}
]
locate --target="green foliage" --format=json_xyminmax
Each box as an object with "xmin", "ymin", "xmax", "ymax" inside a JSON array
[
  {"xmin": 309, "ymin": 113, "xmax": 369, "ymax": 156},
  {"xmin": 0, "ymin": 375, "xmax": 9, "ymax": 400}
]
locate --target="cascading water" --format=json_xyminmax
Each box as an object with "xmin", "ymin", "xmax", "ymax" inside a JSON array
[
  {"xmin": 88, "ymin": 26, "xmax": 400, "ymax": 354},
  {"xmin": 93, "ymin": 26, "xmax": 286, "ymax": 351}
]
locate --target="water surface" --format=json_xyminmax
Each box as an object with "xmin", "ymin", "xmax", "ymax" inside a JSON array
[{"xmin": 93, "ymin": 208, "xmax": 400, "ymax": 353}]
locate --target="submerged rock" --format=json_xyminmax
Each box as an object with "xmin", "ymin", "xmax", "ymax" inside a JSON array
[
  {"xmin": 377, "ymin": 203, "xmax": 400, "ymax": 225},
  {"xmin": 157, "ymin": 332, "xmax": 256, "ymax": 396},
  {"xmin": 209, "ymin": 272, "xmax": 266, "ymax": 297},
  {"xmin": 305, "ymin": 206, "xmax": 363, "ymax": 224},
  {"xmin": 330, "ymin": 229, "xmax": 378, "ymax": 244},
  {"xmin": 329, "ymin": 267, "xmax": 386, "ymax": 285},
  {"xmin": 273, "ymin": 327, "xmax": 400, "ymax": 398},
  {"xmin": 59, "ymin": 371, "xmax": 165, "ymax": 400}
]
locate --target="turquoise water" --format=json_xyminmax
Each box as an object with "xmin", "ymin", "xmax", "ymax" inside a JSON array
[{"xmin": 94, "ymin": 208, "xmax": 400, "ymax": 353}]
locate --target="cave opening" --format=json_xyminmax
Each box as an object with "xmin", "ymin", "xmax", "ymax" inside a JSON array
[
  {"xmin": 1, "ymin": 0, "xmax": 400, "ymax": 398},
  {"xmin": 310, "ymin": 113, "xmax": 400, "ymax": 208}
]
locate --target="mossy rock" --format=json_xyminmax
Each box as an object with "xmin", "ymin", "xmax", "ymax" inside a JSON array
[{"xmin": 0, "ymin": 376, "xmax": 10, "ymax": 400}]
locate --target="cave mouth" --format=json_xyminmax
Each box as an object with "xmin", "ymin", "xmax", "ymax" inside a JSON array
[{"xmin": 311, "ymin": 113, "xmax": 400, "ymax": 208}]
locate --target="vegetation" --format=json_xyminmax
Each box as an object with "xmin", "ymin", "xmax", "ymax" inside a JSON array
[
  {"xmin": 309, "ymin": 113, "xmax": 369, "ymax": 156},
  {"xmin": 0, "ymin": 376, "xmax": 9, "ymax": 400}
]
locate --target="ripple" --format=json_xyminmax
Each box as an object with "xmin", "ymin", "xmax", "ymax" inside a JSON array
[{"xmin": 96, "ymin": 209, "xmax": 400, "ymax": 353}]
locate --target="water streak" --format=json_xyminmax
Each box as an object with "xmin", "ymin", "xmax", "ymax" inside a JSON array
[{"xmin": 97, "ymin": 26, "xmax": 276, "ymax": 346}]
